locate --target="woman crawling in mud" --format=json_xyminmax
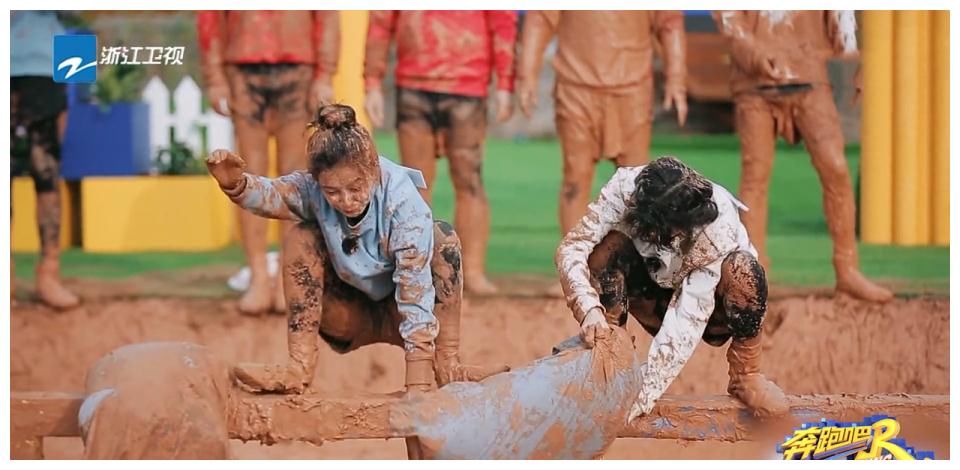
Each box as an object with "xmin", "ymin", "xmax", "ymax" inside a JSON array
[
  {"xmin": 556, "ymin": 156, "xmax": 788, "ymax": 420},
  {"xmin": 206, "ymin": 104, "xmax": 506, "ymax": 398}
]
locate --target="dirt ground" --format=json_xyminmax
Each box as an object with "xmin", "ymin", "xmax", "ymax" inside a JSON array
[{"xmin": 10, "ymin": 278, "xmax": 950, "ymax": 459}]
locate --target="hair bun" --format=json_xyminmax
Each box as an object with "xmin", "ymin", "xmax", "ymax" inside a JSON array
[{"xmin": 312, "ymin": 104, "xmax": 357, "ymax": 130}]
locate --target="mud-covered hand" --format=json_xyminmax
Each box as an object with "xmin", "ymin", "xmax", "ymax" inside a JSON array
[
  {"xmin": 308, "ymin": 79, "xmax": 335, "ymax": 111},
  {"xmin": 494, "ymin": 90, "xmax": 514, "ymax": 123},
  {"xmin": 663, "ymin": 82, "xmax": 688, "ymax": 127},
  {"xmin": 364, "ymin": 88, "xmax": 386, "ymax": 128},
  {"xmin": 206, "ymin": 149, "xmax": 247, "ymax": 191},
  {"xmin": 517, "ymin": 78, "xmax": 538, "ymax": 119},
  {"xmin": 232, "ymin": 362, "xmax": 312, "ymax": 393},
  {"xmin": 206, "ymin": 83, "xmax": 231, "ymax": 116},
  {"xmin": 579, "ymin": 307, "xmax": 610, "ymax": 349}
]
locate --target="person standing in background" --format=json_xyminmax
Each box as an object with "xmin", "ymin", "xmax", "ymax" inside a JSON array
[
  {"xmin": 10, "ymin": 11, "xmax": 80, "ymax": 309},
  {"xmin": 197, "ymin": 11, "xmax": 340, "ymax": 314},
  {"xmin": 364, "ymin": 11, "xmax": 518, "ymax": 296},
  {"xmin": 517, "ymin": 11, "xmax": 688, "ymax": 239},
  {"xmin": 712, "ymin": 10, "xmax": 892, "ymax": 302}
]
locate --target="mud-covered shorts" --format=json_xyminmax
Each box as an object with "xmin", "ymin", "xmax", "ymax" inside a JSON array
[
  {"xmin": 395, "ymin": 87, "xmax": 487, "ymax": 158},
  {"xmin": 10, "ymin": 76, "xmax": 67, "ymax": 190}
]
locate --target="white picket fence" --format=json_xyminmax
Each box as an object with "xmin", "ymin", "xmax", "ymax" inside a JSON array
[{"xmin": 141, "ymin": 76, "xmax": 234, "ymax": 162}]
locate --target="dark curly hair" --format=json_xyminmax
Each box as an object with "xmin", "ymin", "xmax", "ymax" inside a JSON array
[
  {"xmin": 623, "ymin": 156, "xmax": 719, "ymax": 248},
  {"xmin": 305, "ymin": 104, "xmax": 379, "ymax": 177}
]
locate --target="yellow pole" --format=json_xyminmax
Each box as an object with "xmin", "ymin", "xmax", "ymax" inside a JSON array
[
  {"xmin": 915, "ymin": 11, "xmax": 931, "ymax": 244},
  {"xmin": 892, "ymin": 11, "xmax": 921, "ymax": 246},
  {"xmin": 931, "ymin": 10, "xmax": 950, "ymax": 246},
  {"xmin": 333, "ymin": 10, "xmax": 371, "ymax": 130},
  {"xmin": 860, "ymin": 10, "xmax": 894, "ymax": 244}
]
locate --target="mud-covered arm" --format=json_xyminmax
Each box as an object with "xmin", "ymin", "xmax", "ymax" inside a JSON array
[
  {"xmin": 196, "ymin": 11, "xmax": 228, "ymax": 88},
  {"xmin": 223, "ymin": 171, "xmax": 313, "ymax": 222},
  {"xmin": 517, "ymin": 10, "xmax": 559, "ymax": 87},
  {"xmin": 555, "ymin": 168, "xmax": 633, "ymax": 324},
  {"xmin": 364, "ymin": 10, "xmax": 398, "ymax": 92},
  {"xmin": 633, "ymin": 259, "xmax": 721, "ymax": 415},
  {"xmin": 486, "ymin": 10, "xmax": 519, "ymax": 92},
  {"xmin": 653, "ymin": 11, "xmax": 687, "ymax": 94},
  {"xmin": 312, "ymin": 11, "xmax": 341, "ymax": 82},
  {"xmin": 389, "ymin": 198, "xmax": 439, "ymax": 362}
]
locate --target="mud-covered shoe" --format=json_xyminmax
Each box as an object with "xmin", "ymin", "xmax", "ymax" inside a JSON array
[{"xmin": 726, "ymin": 333, "xmax": 789, "ymax": 417}]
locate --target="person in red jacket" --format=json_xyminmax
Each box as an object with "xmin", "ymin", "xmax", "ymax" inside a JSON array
[
  {"xmin": 197, "ymin": 11, "xmax": 340, "ymax": 314},
  {"xmin": 364, "ymin": 11, "xmax": 518, "ymax": 296}
]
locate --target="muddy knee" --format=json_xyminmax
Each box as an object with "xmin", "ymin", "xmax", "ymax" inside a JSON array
[
  {"xmin": 719, "ymin": 251, "xmax": 768, "ymax": 339},
  {"xmin": 585, "ymin": 232, "xmax": 638, "ymax": 326},
  {"xmin": 431, "ymin": 220, "xmax": 463, "ymax": 301}
]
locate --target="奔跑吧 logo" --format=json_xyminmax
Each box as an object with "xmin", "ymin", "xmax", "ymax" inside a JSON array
[{"xmin": 777, "ymin": 415, "xmax": 935, "ymax": 460}]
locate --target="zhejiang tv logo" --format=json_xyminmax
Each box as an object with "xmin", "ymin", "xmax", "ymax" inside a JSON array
[
  {"xmin": 53, "ymin": 34, "xmax": 186, "ymax": 84},
  {"xmin": 53, "ymin": 35, "xmax": 97, "ymax": 83}
]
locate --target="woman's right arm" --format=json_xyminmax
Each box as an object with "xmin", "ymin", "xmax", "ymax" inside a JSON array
[
  {"xmin": 207, "ymin": 149, "xmax": 312, "ymax": 222},
  {"xmin": 555, "ymin": 168, "xmax": 633, "ymax": 324},
  {"xmin": 224, "ymin": 172, "xmax": 312, "ymax": 222}
]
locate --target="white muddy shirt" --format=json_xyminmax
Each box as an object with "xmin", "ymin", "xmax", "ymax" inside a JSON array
[{"xmin": 555, "ymin": 165, "xmax": 756, "ymax": 415}]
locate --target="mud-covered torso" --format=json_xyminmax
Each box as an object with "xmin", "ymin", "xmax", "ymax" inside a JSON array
[
  {"xmin": 721, "ymin": 10, "xmax": 857, "ymax": 94},
  {"xmin": 553, "ymin": 11, "xmax": 657, "ymax": 89},
  {"xmin": 302, "ymin": 157, "xmax": 432, "ymax": 301}
]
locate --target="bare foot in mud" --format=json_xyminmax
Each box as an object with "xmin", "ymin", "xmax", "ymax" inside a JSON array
[
  {"xmin": 36, "ymin": 268, "xmax": 80, "ymax": 310},
  {"xmin": 836, "ymin": 270, "xmax": 894, "ymax": 303},
  {"xmin": 239, "ymin": 277, "xmax": 273, "ymax": 315}
]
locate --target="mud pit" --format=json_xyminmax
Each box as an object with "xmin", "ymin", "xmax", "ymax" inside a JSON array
[{"xmin": 11, "ymin": 289, "xmax": 949, "ymax": 459}]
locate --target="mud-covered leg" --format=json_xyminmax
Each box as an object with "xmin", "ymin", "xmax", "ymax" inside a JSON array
[
  {"xmin": 795, "ymin": 87, "xmax": 893, "ymax": 303},
  {"xmin": 397, "ymin": 88, "xmax": 439, "ymax": 203},
  {"xmin": 29, "ymin": 113, "xmax": 79, "ymax": 309},
  {"xmin": 735, "ymin": 95, "xmax": 776, "ymax": 271},
  {"xmin": 444, "ymin": 95, "xmax": 497, "ymax": 296},
  {"xmin": 228, "ymin": 65, "xmax": 274, "ymax": 315},
  {"xmin": 233, "ymin": 223, "xmax": 324, "ymax": 393},
  {"xmin": 718, "ymin": 250, "xmax": 788, "ymax": 417},
  {"xmin": 431, "ymin": 220, "xmax": 509, "ymax": 386},
  {"xmin": 273, "ymin": 68, "xmax": 313, "ymax": 314}
]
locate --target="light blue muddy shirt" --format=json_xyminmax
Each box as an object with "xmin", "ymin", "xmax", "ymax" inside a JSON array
[
  {"xmin": 11, "ymin": 11, "xmax": 65, "ymax": 77},
  {"xmin": 229, "ymin": 157, "xmax": 438, "ymax": 354}
]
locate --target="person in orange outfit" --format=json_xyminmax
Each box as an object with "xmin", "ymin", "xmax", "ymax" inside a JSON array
[
  {"xmin": 517, "ymin": 11, "xmax": 688, "ymax": 237},
  {"xmin": 364, "ymin": 11, "xmax": 518, "ymax": 295},
  {"xmin": 713, "ymin": 10, "xmax": 892, "ymax": 302},
  {"xmin": 197, "ymin": 11, "xmax": 340, "ymax": 314}
]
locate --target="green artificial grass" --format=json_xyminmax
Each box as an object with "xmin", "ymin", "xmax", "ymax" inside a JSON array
[{"xmin": 13, "ymin": 134, "xmax": 948, "ymax": 292}]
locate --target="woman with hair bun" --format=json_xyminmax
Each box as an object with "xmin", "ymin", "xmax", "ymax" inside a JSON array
[{"xmin": 206, "ymin": 104, "xmax": 507, "ymax": 404}]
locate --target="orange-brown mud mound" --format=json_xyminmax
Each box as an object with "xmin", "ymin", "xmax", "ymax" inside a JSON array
[{"xmin": 12, "ymin": 294, "xmax": 949, "ymax": 459}]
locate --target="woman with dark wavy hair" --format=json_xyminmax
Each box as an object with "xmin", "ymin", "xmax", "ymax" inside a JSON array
[{"xmin": 556, "ymin": 156, "xmax": 787, "ymax": 421}]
